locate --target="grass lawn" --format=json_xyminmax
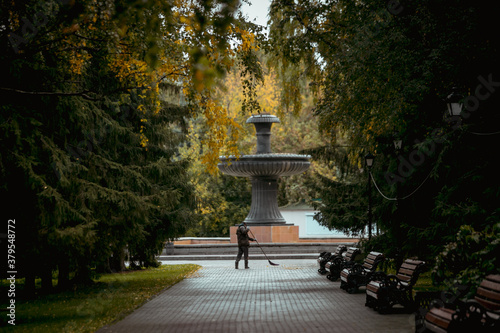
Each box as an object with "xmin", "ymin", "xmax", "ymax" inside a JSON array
[
  {"xmin": 1, "ymin": 264, "xmax": 200, "ymax": 332},
  {"xmin": 413, "ymin": 271, "xmax": 440, "ymax": 293}
]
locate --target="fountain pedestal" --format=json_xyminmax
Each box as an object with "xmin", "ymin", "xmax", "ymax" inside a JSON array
[
  {"xmin": 245, "ymin": 177, "xmax": 284, "ymax": 224},
  {"xmin": 229, "ymin": 225, "xmax": 299, "ymax": 243}
]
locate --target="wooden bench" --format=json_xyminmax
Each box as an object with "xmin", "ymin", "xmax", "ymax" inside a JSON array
[
  {"xmin": 424, "ymin": 274, "xmax": 500, "ymax": 332},
  {"xmin": 365, "ymin": 259, "xmax": 425, "ymax": 313},
  {"xmin": 325, "ymin": 247, "xmax": 360, "ymax": 282},
  {"xmin": 340, "ymin": 251, "xmax": 385, "ymax": 293},
  {"xmin": 317, "ymin": 245, "xmax": 347, "ymax": 275}
]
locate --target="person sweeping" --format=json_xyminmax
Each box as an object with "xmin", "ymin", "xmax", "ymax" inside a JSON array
[{"xmin": 235, "ymin": 222, "xmax": 256, "ymax": 269}]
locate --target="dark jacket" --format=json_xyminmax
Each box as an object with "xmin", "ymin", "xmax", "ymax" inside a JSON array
[{"xmin": 236, "ymin": 225, "xmax": 254, "ymax": 247}]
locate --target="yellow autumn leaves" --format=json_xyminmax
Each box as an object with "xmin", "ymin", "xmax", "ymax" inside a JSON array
[{"xmin": 60, "ymin": 0, "xmax": 262, "ymax": 166}]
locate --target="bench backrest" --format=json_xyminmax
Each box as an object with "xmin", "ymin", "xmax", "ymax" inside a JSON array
[
  {"xmin": 475, "ymin": 274, "xmax": 500, "ymax": 311},
  {"xmin": 362, "ymin": 251, "xmax": 385, "ymax": 271},
  {"xmin": 396, "ymin": 259, "xmax": 425, "ymax": 285},
  {"xmin": 333, "ymin": 245, "xmax": 347, "ymax": 257},
  {"xmin": 344, "ymin": 247, "xmax": 361, "ymax": 261}
]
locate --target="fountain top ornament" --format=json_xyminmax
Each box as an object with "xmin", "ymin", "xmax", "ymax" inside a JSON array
[{"xmin": 218, "ymin": 114, "xmax": 311, "ymax": 225}]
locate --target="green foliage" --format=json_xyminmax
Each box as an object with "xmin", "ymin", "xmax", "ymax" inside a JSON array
[
  {"xmin": 178, "ymin": 114, "xmax": 252, "ymax": 237},
  {"xmin": 189, "ymin": 175, "xmax": 251, "ymax": 237},
  {"xmin": 310, "ymin": 175, "xmax": 367, "ymax": 236},
  {"xmin": 431, "ymin": 224, "xmax": 500, "ymax": 296},
  {"xmin": 0, "ymin": 0, "xmax": 244, "ymax": 294},
  {"xmin": 267, "ymin": 0, "xmax": 500, "ymax": 270}
]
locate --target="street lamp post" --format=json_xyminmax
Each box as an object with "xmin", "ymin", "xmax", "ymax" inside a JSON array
[
  {"xmin": 365, "ymin": 152, "xmax": 375, "ymax": 240},
  {"xmin": 392, "ymin": 132, "xmax": 402, "ymax": 210},
  {"xmin": 393, "ymin": 134, "xmax": 403, "ymax": 270}
]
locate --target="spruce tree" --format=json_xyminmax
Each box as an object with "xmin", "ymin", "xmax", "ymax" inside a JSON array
[{"xmin": 1, "ymin": 0, "xmax": 244, "ymax": 294}]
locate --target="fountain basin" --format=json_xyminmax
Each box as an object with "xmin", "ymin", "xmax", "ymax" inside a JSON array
[{"xmin": 218, "ymin": 154, "xmax": 311, "ymax": 178}]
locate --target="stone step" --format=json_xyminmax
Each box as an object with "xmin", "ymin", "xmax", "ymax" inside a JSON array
[
  {"xmin": 161, "ymin": 243, "xmax": 352, "ymax": 256},
  {"xmin": 158, "ymin": 253, "xmax": 319, "ymax": 261}
]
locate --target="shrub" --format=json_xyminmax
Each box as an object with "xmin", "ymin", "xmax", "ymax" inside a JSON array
[{"xmin": 431, "ymin": 223, "xmax": 500, "ymax": 297}]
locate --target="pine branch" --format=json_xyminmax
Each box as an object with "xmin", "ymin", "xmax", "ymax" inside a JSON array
[
  {"xmin": 0, "ymin": 84, "xmax": 152, "ymax": 100},
  {"xmin": 0, "ymin": 87, "xmax": 97, "ymax": 100}
]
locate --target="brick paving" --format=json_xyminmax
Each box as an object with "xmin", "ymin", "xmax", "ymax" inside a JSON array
[{"xmin": 97, "ymin": 260, "xmax": 415, "ymax": 333}]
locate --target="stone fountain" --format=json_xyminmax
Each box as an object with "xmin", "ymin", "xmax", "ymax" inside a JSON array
[{"xmin": 218, "ymin": 114, "xmax": 311, "ymax": 243}]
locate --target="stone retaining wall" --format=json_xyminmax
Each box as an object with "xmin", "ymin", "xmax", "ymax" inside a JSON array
[{"xmin": 162, "ymin": 242, "xmax": 359, "ymax": 256}]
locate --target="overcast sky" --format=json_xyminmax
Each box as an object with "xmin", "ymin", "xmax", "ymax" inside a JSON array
[{"xmin": 239, "ymin": 0, "xmax": 272, "ymax": 29}]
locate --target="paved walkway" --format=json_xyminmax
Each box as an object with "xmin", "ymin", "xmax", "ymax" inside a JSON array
[{"xmin": 98, "ymin": 260, "xmax": 416, "ymax": 333}]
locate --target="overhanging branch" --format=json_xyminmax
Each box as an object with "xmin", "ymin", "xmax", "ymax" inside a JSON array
[{"xmin": 0, "ymin": 87, "xmax": 97, "ymax": 100}]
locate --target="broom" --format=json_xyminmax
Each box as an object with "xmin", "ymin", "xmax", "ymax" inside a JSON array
[{"xmin": 248, "ymin": 229, "xmax": 279, "ymax": 266}]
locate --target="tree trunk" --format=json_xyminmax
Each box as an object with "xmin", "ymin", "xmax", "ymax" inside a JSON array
[
  {"xmin": 73, "ymin": 256, "xmax": 93, "ymax": 286},
  {"xmin": 109, "ymin": 248, "xmax": 126, "ymax": 272},
  {"xmin": 25, "ymin": 270, "xmax": 36, "ymax": 297},
  {"xmin": 58, "ymin": 258, "xmax": 70, "ymax": 290},
  {"xmin": 95, "ymin": 257, "xmax": 112, "ymax": 274},
  {"xmin": 40, "ymin": 265, "xmax": 53, "ymax": 294}
]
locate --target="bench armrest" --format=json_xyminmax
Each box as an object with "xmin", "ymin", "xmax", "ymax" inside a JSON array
[
  {"xmin": 345, "ymin": 262, "xmax": 364, "ymax": 274},
  {"xmin": 369, "ymin": 270, "xmax": 387, "ymax": 283},
  {"xmin": 429, "ymin": 284, "xmax": 472, "ymax": 307},
  {"xmin": 331, "ymin": 256, "xmax": 344, "ymax": 266},
  {"xmin": 463, "ymin": 299, "xmax": 500, "ymax": 326},
  {"xmin": 341, "ymin": 260, "xmax": 356, "ymax": 270},
  {"xmin": 381, "ymin": 274, "xmax": 412, "ymax": 290},
  {"xmin": 329, "ymin": 253, "xmax": 342, "ymax": 261},
  {"xmin": 428, "ymin": 292, "xmax": 465, "ymax": 311}
]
